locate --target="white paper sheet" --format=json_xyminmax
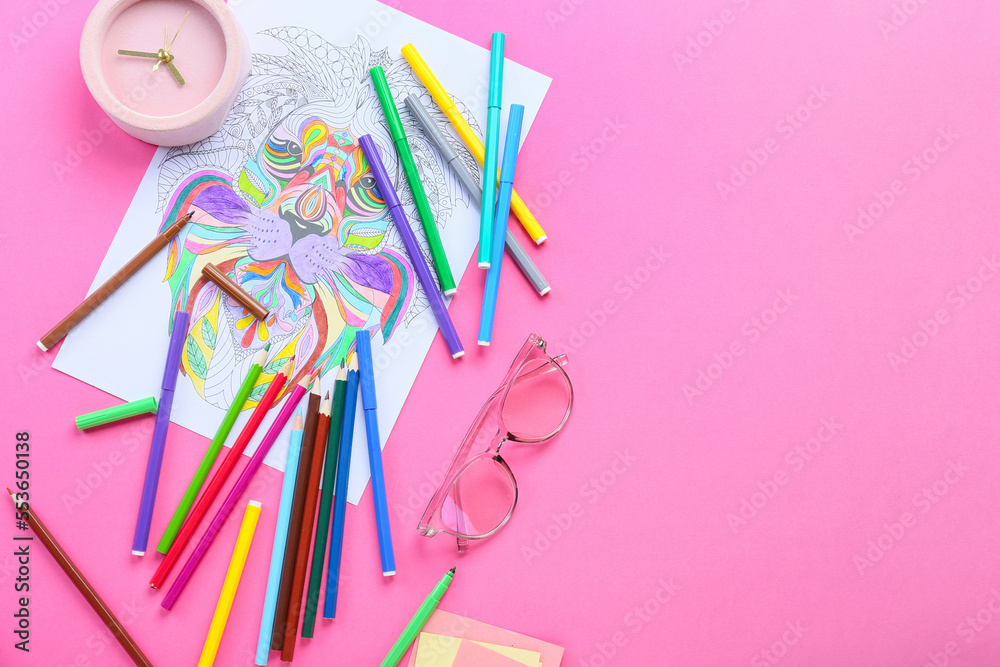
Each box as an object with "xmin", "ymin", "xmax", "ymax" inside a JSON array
[{"xmin": 54, "ymin": 0, "xmax": 550, "ymax": 504}]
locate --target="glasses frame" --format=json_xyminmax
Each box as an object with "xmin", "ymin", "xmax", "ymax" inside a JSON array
[{"xmin": 418, "ymin": 333, "xmax": 573, "ymax": 550}]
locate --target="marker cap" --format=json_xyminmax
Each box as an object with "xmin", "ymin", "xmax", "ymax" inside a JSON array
[
  {"xmin": 405, "ymin": 94, "xmax": 458, "ymax": 163},
  {"xmin": 370, "ymin": 66, "xmax": 405, "ymax": 141},
  {"xmin": 355, "ymin": 331, "xmax": 377, "ymax": 410},
  {"xmin": 76, "ymin": 396, "xmax": 159, "ymax": 430},
  {"xmin": 488, "ymin": 33, "xmax": 505, "ymax": 108}
]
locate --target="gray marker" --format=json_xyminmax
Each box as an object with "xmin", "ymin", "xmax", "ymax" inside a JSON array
[{"xmin": 404, "ymin": 93, "xmax": 550, "ymax": 296}]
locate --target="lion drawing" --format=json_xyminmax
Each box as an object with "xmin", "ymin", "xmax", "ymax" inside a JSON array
[{"xmin": 155, "ymin": 29, "xmax": 478, "ymax": 409}]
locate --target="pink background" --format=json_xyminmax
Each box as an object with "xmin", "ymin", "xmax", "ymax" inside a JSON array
[{"xmin": 4, "ymin": 0, "xmax": 1000, "ymax": 665}]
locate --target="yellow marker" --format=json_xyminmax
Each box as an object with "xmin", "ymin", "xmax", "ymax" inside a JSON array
[
  {"xmin": 197, "ymin": 500, "xmax": 262, "ymax": 667},
  {"xmin": 401, "ymin": 43, "xmax": 547, "ymax": 244}
]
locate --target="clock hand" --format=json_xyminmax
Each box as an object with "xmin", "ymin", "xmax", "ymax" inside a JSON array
[
  {"xmin": 167, "ymin": 12, "xmax": 190, "ymax": 50},
  {"xmin": 153, "ymin": 11, "xmax": 190, "ymax": 73},
  {"xmin": 165, "ymin": 60, "xmax": 185, "ymax": 86},
  {"xmin": 118, "ymin": 49, "xmax": 159, "ymax": 58}
]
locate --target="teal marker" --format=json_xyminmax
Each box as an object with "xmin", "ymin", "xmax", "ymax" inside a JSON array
[{"xmin": 479, "ymin": 32, "xmax": 505, "ymax": 269}]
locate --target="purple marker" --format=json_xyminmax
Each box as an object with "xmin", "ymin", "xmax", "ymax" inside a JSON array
[
  {"xmin": 357, "ymin": 134, "xmax": 464, "ymax": 358},
  {"xmin": 132, "ymin": 309, "xmax": 189, "ymax": 555}
]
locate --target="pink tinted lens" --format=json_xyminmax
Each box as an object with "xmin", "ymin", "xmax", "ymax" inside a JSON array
[
  {"xmin": 501, "ymin": 358, "xmax": 572, "ymax": 440},
  {"xmin": 441, "ymin": 456, "xmax": 515, "ymax": 538}
]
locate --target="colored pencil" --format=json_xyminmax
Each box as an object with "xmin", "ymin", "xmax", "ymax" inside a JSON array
[
  {"xmin": 271, "ymin": 382, "xmax": 321, "ymax": 649},
  {"xmin": 479, "ymin": 105, "xmax": 525, "ymax": 346},
  {"xmin": 303, "ymin": 364, "xmax": 346, "ymax": 637},
  {"xmin": 357, "ymin": 135, "xmax": 464, "ymax": 359},
  {"xmin": 404, "ymin": 94, "xmax": 550, "ymax": 296},
  {"xmin": 162, "ymin": 374, "xmax": 314, "ymax": 610},
  {"xmin": 151, "ymin": 359, "xmax": 292, "ymax": 589},
  {"xmin": 254, "ymin": 413, "xmax": 304, "ymax": 666},
  {"xmin": 400, "ymin": 44, "xmax": 546, "ymax": 244},
  {"xmin": 324, "ymin": 359, "xmax": 360, "ymax": 618},
  {"xmin": 133, "ymin": 309, "xmax": 189, "ymax": 556},
  {"xmin": 158, "ymin": 346, "xmax": 268, "ymax": 554},
  {"xmin": 202, "ymin": 263, "xmax": 269, "ymax": 320},
  {"xmin": 7, "ymin": 490, "xmax": 154, "ymax": 667},
  {"xmin": 379, "ymin": 567, "xmax": 456, "ymax": 667},
  {"xmin": 197, "ymin": 500, "xmax": 261, "ymax": 667},
  {"xmin": 38, "ymin": 212, "xmax": 193, "ymax": 351},
  {"xmin": 281, "ymin": 393, "xmax": 331, "ymax": 660},
  {"xmin": 356, "ymin": 330, "xmax": 395, "ymax": 576},
  {"xmin": 479, "ymin": 33, "xmax": 505, "ymax": 268},
  {"xmin": 370, "ymin": 66, "xmax": 456, "ymax": 295}
]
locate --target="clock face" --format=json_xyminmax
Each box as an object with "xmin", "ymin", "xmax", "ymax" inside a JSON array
[{"xmin": 100, "ymin": 0, "xmax": 227, "ymax": 117}]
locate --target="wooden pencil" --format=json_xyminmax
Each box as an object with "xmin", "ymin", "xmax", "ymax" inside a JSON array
[
  {"xmin": 281, "ymin": 393, "xmax": 331, "ymax": 660},
  {"xmin": 202, "ymin": 263, "xmax": 269, "ymax": 320},
  {"xmin": 7, "ymin": 490, "xmax": 154, "ymax": 667},
  {"xmin": 38, "ymin": 212, "xmax": 193, "ymax": 351},
  {"xmin": 302, "ymin": 364, "xmax": 347, "ymax": 637},
  {"xmin": 270, "ymin": 382, "xmax": 321, "ymax": 649}
]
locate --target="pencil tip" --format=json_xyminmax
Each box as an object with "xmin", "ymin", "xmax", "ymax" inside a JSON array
[{"xmin": 265, "ymin": 342, "xmax": 272, "ymax": 351}]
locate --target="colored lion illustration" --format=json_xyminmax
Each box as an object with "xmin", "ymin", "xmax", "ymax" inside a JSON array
[{"xmin": 155, "ymin": 29, "xmax": 479, "ymax": 409}]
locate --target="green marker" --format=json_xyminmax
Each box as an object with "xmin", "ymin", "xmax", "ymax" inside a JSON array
[
  {"xmin": 302, "ymin": 363, "xmax": 347, "ymax": 638},
  {"xmin": 379, "ymin": 566, "xmax": 456, "ymax": 667},
  {"xmin": 155, "ymin": 345, "xmax": 269, "ymax": 554},
  {"xmin": 370, "ymin": 66, "xmax": 457, "ymax": 295},
  {"xmin": 75, "ymin": 396, "xmax": 158, "ymax": 430}
]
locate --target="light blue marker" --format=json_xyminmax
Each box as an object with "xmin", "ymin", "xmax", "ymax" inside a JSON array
[
  {"xmin": 479, "ymin": 104, "xmax": 525, "ymax": 345},
  {"xmin": 254, "ymin": 410, "xmax": 304, "ymax": 665}
]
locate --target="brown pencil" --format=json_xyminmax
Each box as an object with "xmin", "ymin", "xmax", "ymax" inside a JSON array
[
  {"xmin": 270, "ymin": 381, "xmax": 321, "ymax": 650},
  {"xmin": 282, "ymin": 392, "xmax": 331, "ymax": 660},
  {"xmin": 202, "ymin": 263, "xmax": 269, "ymax": 320},
  {"xmin": 6, "ymin": 489, "xmax": 153, "ymax": 667},
  {"xmin": 38, "ymin": 212, "xmax": 193, "ymax": 351}
]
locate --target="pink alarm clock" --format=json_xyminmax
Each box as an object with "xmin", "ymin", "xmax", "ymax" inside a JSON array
[{"xmin": 80, "ymin": 0, "xmax": 250, "ymax": 146}]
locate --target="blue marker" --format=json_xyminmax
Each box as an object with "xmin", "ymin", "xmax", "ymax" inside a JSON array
[
  {"xmin": 355, "ymin": 330, "xmax": 396, "ymax": 576},
  {"xmin": 479, "ymin": 104, "xmax": 524, "ymax": 345}
]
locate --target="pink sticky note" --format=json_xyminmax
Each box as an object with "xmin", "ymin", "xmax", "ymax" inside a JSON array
[
  {"xmin": 452, "ymin": 640, "xmax": 531, "ymax": 667},
  {"xmin": 405, "ymin": 610, "xmax": 563, "ymax": 667}
]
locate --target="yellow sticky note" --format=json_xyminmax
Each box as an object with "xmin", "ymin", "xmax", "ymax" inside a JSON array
[
  {"xmin": 470, "ymin": 640, "xmax": 542, "ymax": 667},
  {"xmin": 415, "ymin": 633, "xmax": 462, "ymax": 667},
  {"xmin": 415, "ymin": 633, "xmax": 543, "ymax": 667}
]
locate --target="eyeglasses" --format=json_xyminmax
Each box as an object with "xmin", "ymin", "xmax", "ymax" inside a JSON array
[{"xmin": 418, "ymin": 333, "xmax": 573, "ymax": 551}]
